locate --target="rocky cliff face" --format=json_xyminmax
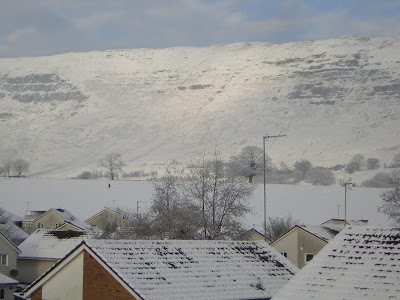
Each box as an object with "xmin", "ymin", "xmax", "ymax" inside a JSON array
[{"xmin": 1, "ymin": 36, "xmax": 399, "ymax": 177}]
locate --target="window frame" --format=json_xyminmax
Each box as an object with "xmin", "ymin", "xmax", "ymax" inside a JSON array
[
  {"xmin": 304, "ymin": 253, "xmax": 314, "ymax": 263},
  {"xmin": 0, "ymin": 254, "xmax": 7, "ymax": 266}
]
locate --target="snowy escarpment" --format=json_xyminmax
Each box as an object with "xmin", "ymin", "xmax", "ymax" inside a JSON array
[{"xmin": 1, "ymin": 36, "xmax": 400, "ymax": 178}]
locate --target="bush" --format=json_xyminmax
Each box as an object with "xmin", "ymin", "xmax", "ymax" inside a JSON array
[
  {"xmin": 362, "ymin": 170, "xmax": 399, "ymax": 188},
  {"xmin": 366, "ymin": 158, "xmax": 380, "ymax": 170},
  {"xmin": 306, "ymin": 167, "xmax": 335, "ymax": 186},
  {"xmin": 78, "ymin": 171, "xmax": 92, "ymax": 179}
]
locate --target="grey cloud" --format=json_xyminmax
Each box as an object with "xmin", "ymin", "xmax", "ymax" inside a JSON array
[{"xmin": 0, "ymin": 0, "xmax": 399, "ymax": 58}]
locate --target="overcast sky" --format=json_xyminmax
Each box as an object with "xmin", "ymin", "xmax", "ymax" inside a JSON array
[{"xmin": 1, "ymin": 0, "xmax": 400, "ymax": 58}]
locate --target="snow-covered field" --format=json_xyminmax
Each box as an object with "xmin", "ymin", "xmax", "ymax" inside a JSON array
[{"xmin": 0, "ymin": 178, "xmax": 390, "ymax": 231}]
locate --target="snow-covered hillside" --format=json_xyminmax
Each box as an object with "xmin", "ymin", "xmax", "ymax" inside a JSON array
[{"xmin": 0, "ymin": 36, "xmax": 399, "ymax": 178}]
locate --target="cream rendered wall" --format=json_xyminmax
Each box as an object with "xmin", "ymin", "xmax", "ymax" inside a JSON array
[
  {"xmin": 42, "ymin": 251, "xmax": 84, "ymax": 300},
  {"xmin": 271, "ymin": 229, "xmax": 299, "ymax": 267},
  {"xmin": 86, "ymin": 210, "xmax": 128, "ymax": 231},
  {"xmin": 17, "ymin": 259, "xmax": 58, "ymax": 284},
  {"xmin": 297, "ymin": 229, "xmax": 327, "ymax": 269},
  {"xmin": 56, "ymin": 223, "xmax": 84, "ymax": 232},
  {"xmin": 0, "ymin": 236, "xmax": 18, "ymax": 276},
  {"xmin": 22, "ymin": 222, "xmax": 36, "ymax": 234},
  {"xmin": 33, "ymin": 211, "xmax": 65, "ymax": 230}
]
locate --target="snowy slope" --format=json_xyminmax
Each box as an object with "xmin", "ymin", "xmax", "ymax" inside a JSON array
[{"xmin": 0, "ymin": 36, "xmax": 399, "ymax": 178}]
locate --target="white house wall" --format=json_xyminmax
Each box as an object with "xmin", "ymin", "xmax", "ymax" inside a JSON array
[
  {"xmin": 42, "ymin": 251, "xmax": 84, "ymax": 300},
  {"xmin": 0, "ymin": 235, "xmax": 18, "ymax": 277}
]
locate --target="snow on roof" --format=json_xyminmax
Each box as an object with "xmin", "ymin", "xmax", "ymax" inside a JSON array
[
  {"xmin": 346, "ymin": 219, "xmax": 368, "ymax": 226},
  {"xmin": 0, "ymin": 208, "xmax": 22, "ymax": 222},
  {"xmin": 272, "ymin": 226, "xmax": 400, "ymax": 300},
  {"xmin": 321, "ymin": 219, "xmax": 368, "ymax": 226},
  {"xmin": 18, "ymin": 229, "xmax": 91, "ymax": 260},
  {"xmin": 0, "ymin": 222, "xmax": 29, "ymax": 245},
  {"xmin": 46, "ymin": 208, "xmax": 92, "ymax": 231},
  {"xmin": 85, "ymin": 239, "xmax": 299, "ymax": 300},
  {"xmin": 23, "ymin": 210, "xmax": 46, "ymax": 222},
  {"xmin": 299, "ymin": 225, "xmax": 344, "ymax": 242},
  {"xmin": 0, "ymin": 273, "xmax": 18, "ymax": 285}
]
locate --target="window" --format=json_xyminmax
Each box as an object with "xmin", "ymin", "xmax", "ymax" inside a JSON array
[
  {"xmin": 305, "ymin": 253, "xmax": 314, "ymax": 263},
  {"xmin": 0, "ymin": 254, "xmax": 7, "ymax": 266},
  {"xmin": 281, "ymin": 252, "xmax": 288, "ymax": 258},
  {"xmin": 0, "ymin": 288, "xmax": 4, "ymax": 300},
  {"xmin": 38, "ymin": 223, "xmax": 43, "ymax": 228}
]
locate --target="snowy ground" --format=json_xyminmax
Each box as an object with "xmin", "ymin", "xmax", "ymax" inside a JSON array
[{"xmin": 0, "ymin": 178, "xmax": 390, "ymax": 232}]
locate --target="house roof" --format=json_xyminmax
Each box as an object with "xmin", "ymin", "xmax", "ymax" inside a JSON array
[
  {"xmin": 35, "ymin": 208, "xmax": 92, "ymax": 231},
  {"xmin": 271, "ymin": 225, "xmax": 344, "ymax": 245},
  {"xmin": 298, "ymin": 225, "xmax": 344, "ymax": 242},
  {"xmin": 0, "ymin": 221, "xmax": 29, "ymax": 246},
  {"xmin": 18, "ymin": 229, "xmax": 91, "ymax": 260},
  {"xmin": 321, "ymin": 218, "xmax": 368, "ymax": 226},
  {"xmin": 0, "ymin": 230, "xmax": 20, "ymax": 254},
  {"xmin": 21, "ymin": 239, "xmax": 299, "ymax": 300},
  {"xmin": 272, "ymin": 226, "xmax": 400, "ymax": 300},
  {"xmin": 0, "ymin": 208, "xmax": 23, "ymax": 223},
  {"xmin": 85, "ymin": 239, "xmax": 298, "ymax": 300},
  {"xmin": 0, "ymin": 273, "xmax": 18, "ymax": 285},
  {"xmin": 85, "ymin": 206, "xmax": 133, "ymax": 223}
]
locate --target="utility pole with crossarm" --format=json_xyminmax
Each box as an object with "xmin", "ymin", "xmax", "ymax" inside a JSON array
[{"xmin": 263, "ymin": 134, "xmax": 286, "ymax": 242}]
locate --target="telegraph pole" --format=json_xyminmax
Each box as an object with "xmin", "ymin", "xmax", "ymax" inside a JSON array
[
  {"xmin": 344, "ymin": 179, "xmax": 355, "ymax": 223},
  {"xmin": 263, "ymin": 134, "xmax": 286, "ymax": 242}
]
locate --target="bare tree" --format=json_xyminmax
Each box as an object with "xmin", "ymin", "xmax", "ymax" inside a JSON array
[
  {"xmin": 366, "ymin": 158, "xmax": 380, "ymax": 170},
  {"xmin": 229, "ymin": 146, "xmax": 271, "ymax": 183},
  {"xmin": 346, "ymin": 154, "xmax": 366, "ymax": 173},
  {"xmin": 2, "ymin": 159, "xmax": 13, "ymax": 177},
  {"xmin": 97, "ymin": 153, "xmax": 124, "ymax": 180},
  {"xmin": 265, "ymin": 213, "xmax": 299, "ymax": 241},
  {"xmin": 13, "ymin": 159, "xmax": 30, "ymax": 177},
  {"xmin": 391, "ymin": 152, "xmax": 400, "ymax": 168},
  {"xmin": 185, "ymin": 151, "xmax": 254, "ymax": 240},
  {"xmin": 151, "ymin": 170, "xmax": 201, "ymax": 239},
  {"xmin": 306, "ymin": 167, "xmax": 336, "ymax": 186},
  {"xmin": 378, "ymin": 179, "xmax": 400, "ymax": 224}
]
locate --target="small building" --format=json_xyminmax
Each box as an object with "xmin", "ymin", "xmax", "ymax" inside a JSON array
[
  {"xmin": 31, "ymin": 208, "xmax": 93, "ymax": 233},
  {"xmin": 270, "ymin": 224, "xmax": 343, "ymax": 268},
  {"xmin": 85, "ymin": 207, "xmax": 134, "ymax": 232},
  {"xmin": 17, "ymin": 239, "xmax": 299, "ymax": 300},
  {"xmin": 16, "ymin": 229, "xmax": 93, "ymax": 284},
  {"xmin": 272, "ymin": 226, "xmax": 400, "ymax": 300}
]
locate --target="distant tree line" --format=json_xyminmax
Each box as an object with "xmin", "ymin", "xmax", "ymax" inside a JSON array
[
  {"xmin": 0, "ymin": 158, "xmax": 30, "ymax": 177},
  {"xmin": 77, "ymin": 150, "xmax": 400, "ymax": 189}
]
